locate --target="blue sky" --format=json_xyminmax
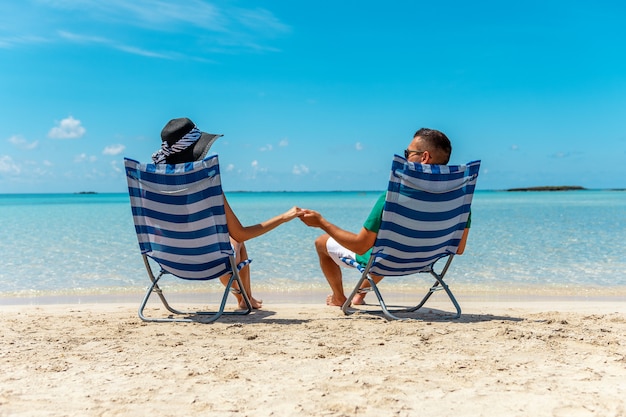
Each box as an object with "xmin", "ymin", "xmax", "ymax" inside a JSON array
[{"xmin": 1, "ymin": 0, "xmax": 625, "ymax": 193}]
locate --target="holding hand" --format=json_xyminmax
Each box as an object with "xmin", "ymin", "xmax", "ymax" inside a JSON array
[
  {"xmin": 283, "ymin": 206, "xmax": 303, "ymax": 222},
  {"xmin": 298, "ymin": 209, "xmax": 324, "ymax": 228}
]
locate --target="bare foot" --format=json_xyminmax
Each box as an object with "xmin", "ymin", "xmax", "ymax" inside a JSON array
[
  {"xmin": 352, "ymin": 292, "xmax": 366, "ymax": 305},
  {"xmin": 326, "ymin": 294, "xmax": 347, "ymax": 307},
  {"xmin": 239, "ymin": 296, "xmax": 263, "ymax": 310}
]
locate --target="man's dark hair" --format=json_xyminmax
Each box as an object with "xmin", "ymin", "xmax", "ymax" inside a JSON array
[{"xmin": 414, "ymin": 128, "xmax": 452, "ymax": 164}]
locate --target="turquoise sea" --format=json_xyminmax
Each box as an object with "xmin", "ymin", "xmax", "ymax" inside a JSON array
[{"xmin": 1, "ymin": 190, "xmax": 625, "ymax": 303}]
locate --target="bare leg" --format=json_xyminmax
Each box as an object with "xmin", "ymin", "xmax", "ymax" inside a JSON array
[
  {"xmin": 351, "ymin": 274, "xmax": 384, "ymax": 305},
  {"xmin": 236, "ymin": 242, "xmax": 263, "ymax": 309},
  {"xmin": 315, "ymin": 234, "xmax": 346, "ymax": 307},
  {"xmin": 219, "ymin": 239, "xmax": 263, "ymax": 309}
]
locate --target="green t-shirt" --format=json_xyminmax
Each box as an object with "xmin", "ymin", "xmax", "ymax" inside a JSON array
[{"xmin": 355, "ymin": 193, "xmax": 385, "ymax": 266}]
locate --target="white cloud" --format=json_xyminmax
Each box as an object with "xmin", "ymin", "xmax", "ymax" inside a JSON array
[
  {"xmin": 111, "ymin": 160, "xmax": 122, "ymax": 173},
  {"xmin": 260, "ymin": 144, "xmax": 273, "ymax": 152},
  {"xmin": 0, "ymin": 155, "xmax": 21, "ymax": 175},
  {"xmin": 0, "ymin": 35, "xmax": 50, "ymax": 49},
  {"xmin": 355, "ymin": 142, "xmax": 363, "ymax": 151},
  {"xmin": 235, "ymin": 7, "xmax": 290, "ymax": 34},
  {"xmin": 34, "ymin": 1, "xmax": 290, "ymax": 57},
  {"xmin": 279, "ymin": 139, "xmax": 288, "ymax": 147},
  {"xmin": 114, "ymin": 43, "xmax": 171, "ymax": 58},
  {"xmin": 48, "ymin": 116, "xmax": 86, "ymax": 139},
  {"xmin": 511, "ymin": 145, "xmax": 519, "ymax": 151},
  {"xmin": 74, "ymin": 153, "xmax": 97, "ymax": 163},
  {"xmin": 249, "ymin": 160, "xmax": 267, "ymax": 176},
  {"xmin": 66, "ymin": 0, "xmax": 224, "ymax": 30},
  {"xmin": 102, "ymin": 144, "xmax": 126, "ymax": 155},
  {"xmin": 3, "ymin": 1, "xmax": 292, "ymax": 61},
  {"xmin": 292, "ymin": 164, "xmax": 309, "ymax": 175},
  {"xmin": 58, "ymin": 30, "xmax": 172, "ymax": 59},
  {"xmin": 8, "ymin": 135, "xmax": 38, "ymax": 150},
  {"xmin": 226, "ymin": 163, "xmax": 235, "ymax": 172},
  {"xmin": 58, "ymin": 31, "xmax": 109, "ymax": 45}
]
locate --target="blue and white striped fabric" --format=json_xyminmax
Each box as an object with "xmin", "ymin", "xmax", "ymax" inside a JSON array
[
  {"xmin": 368, "ymin": 155, "xmax": 480, "ymax": 277},
  {"xmin": 124, "ymin": 155, "xmax": 234, "ymax": 280}
]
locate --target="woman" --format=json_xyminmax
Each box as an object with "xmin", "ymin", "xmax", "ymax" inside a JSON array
[{"xmin": 152, "ymin": 117, "xmax": 300, "ymax": 308}]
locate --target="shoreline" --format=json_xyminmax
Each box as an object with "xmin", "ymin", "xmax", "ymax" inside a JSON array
[
  {"xmin": 2, "ymin": 299, "xmax": 626, "ymax": 316},
  {"xmin": 2, "ymin": 287, "xmax": 626, "ymax": 307}
]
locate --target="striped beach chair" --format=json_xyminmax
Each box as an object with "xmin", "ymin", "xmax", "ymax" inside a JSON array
[
  {"xmin": 342, "ymin": 155, "xmax": 480, "ymax": 320},
  {"xmin": 124, "ymin": 155, "xmax": 252, "ymax": 323}
]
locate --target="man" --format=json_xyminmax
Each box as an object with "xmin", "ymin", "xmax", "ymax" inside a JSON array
[{"xmin": 299, "ymin": 128, "xmax": 452, "ymax": 306}]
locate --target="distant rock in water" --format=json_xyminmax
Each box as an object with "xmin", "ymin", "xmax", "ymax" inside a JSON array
[
  {"xmin": 506, "ymin": 186, "xmax": 586, "ymax": 192},
  {"xmin": 75, "ymin": 191, "xmax": 98, "ymax": 194}
]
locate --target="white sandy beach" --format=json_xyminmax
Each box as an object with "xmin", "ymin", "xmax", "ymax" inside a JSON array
[{"xmin": 1, "ymin": 295, "xmax": 625, "ymax": 417}]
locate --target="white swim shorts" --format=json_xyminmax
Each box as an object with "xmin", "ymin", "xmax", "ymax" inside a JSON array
[{"xmin": 325, "ymin": 237, "xmax": 356, "ymax": 267}]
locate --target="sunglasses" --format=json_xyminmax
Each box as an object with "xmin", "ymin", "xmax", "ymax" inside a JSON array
[{"xmin": 404, "ymin": 149, "xmax": 425, "ymax": 159}]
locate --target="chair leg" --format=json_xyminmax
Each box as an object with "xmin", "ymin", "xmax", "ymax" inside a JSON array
[
  {"xmin": 138, "ymin": 272, "xmax": 161, "ymax": 322},
  {"xmin": 368, "ymin": 278, "xmax": 407, "ymax": 321},
  {"xmin": 343, "ymin": 274, "xmax": 408, "ymax": 321},
  {"xmin": 139, "ymin": 257, "xmax": 188, "ymax": 320},
  {"xmin": 407, "ymin": 255, "xmax": 461, "ymax": 319},
  {"xmin": 343, "ymin": 254, "xmax": 461, "ymax": 320},
  {"xmin": 142, "ymin": 255, "xmax": 181, "ymax": 314},
  {"xmin": 432, "ymin": 255, "xmax": 461, "ymax": 319},
  {"xmin": 409, "ymin": 280, "xmax": 438, "ymax": 312},
  {"xmin": 138, "ymin": 255, "xmax": 252, "ymax": 323},
  {"xmin": 437, "ymin": 277, "xmax": 461, "ymax": 319},
  {"xmin": 342, "ymin": 256, "xmax": 374, "ymax": 315},
  {"xmin": 406, "ymin": 278, "xmax": 461, "ymax": 319}
]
